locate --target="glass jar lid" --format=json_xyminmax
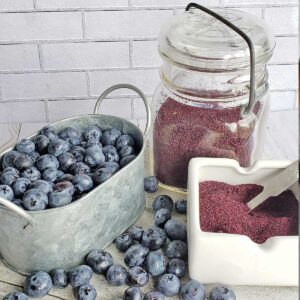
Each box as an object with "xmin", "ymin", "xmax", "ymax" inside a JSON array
[{"xmin": 158, "ymin": 7, "xmax": 275, "ymax": 71}]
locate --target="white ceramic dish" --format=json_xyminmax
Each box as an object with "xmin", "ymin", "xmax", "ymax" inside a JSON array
[{"xmin": 187, "ymin": 158, "xmax": 298, "ymax": 286}]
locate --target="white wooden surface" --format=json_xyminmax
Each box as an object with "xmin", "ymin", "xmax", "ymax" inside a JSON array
[{"xmin": 0, "ymin": 111, "xmax": 298, "ymax": 300}]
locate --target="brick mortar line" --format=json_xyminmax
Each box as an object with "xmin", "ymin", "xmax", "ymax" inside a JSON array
[
  {"xmin": 129, "ymin": 41, "xmax": 134, "ymax": 68},
  {"xmin": 37, "ymin": 44, "xmax": 44, "ymax": 70},
  {"xmin": 44, "ymin": 100, "xmax": 50, "ymax": 122},
  {"xmin": 81, "ymin": 12, "xmax": 86, "ymax": 39},
  {"xmin": 85, "ymin": 72, "xmax": 91, "ymax": 97}
]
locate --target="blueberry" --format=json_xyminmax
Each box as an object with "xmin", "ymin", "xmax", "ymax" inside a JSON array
[
  {"xmin": 119, "ymin": 146, "xmax": 134, "ymax": 159},
  {"xmin": 85, "ymin": 139, "xmax": 102, "ymax": 148},
  {"xmin": 164, "ymin": 219, "xmax": 187, "ymax": 241},
  {"xmin": 3, "ymin": 292, "xmax": 28, "ymax": 300},
  {"xmin": 100, "ymin": 162, "xmax": 120, "ymax": 174},
  {"xmin": 72, "ymin": 174, "xmax": 93, "ymax": 193},
  {"xmin": 40, "ymin": 126, "xmax": 59, "ymax": 142},
  {"xmin": 83, "ymin": 125, "xmax": 102, "ymax": 141},
  {"xmin": 0, "ymin": 170, "xmax": 19, "ymax": 185},
  {"xmin": 84, "ymin": 145, "xmax": 105, "ymax": 167},
  {"xmin": 30, "ymin": 180, "xmax": 53, "ymax": 194},
  {"xmin": 152, "ymin": 195, "xmax": 173, "ymax": 212},
  {"xmin": 34, "ymin": 135, "xmax": 50, "ymax": 154},
  {"xmin": 59, "ymin": 127, "xmax": 82, "ymax": 146},
  {"xmin": 48, "ymin": 181, "xmax": 74, "ymax": 208},
  {"xmin": 166, "ymin": 258, "xmax": 186, "ymax": 278},
  {"xmin": 2, "ymin": 167, "xmax": 19, "ymax": 175},
  {"xmin": 23, "ymin": 189, "xmax": 48, "ymax": 211},
  {"xmin": 58, "ymin": 152, "xmax": 76, "ymax": 172},
  {"xmin": 13, "ymin": 154, "xmax": 33, "ymax": 171},
  {"xmin": 104, "ymin": 150, "xmax": 119, "ymax": 163},
  {"xmin": 116, "ymin": 134, "xmax": 135, "ymax": 150},
  {"xmin": 144, "ymin": 176, "xmax": 158, "ymax": 193},
  {"xmin": 124, "ymin": 287, "xmax": 142, "ymax": 300},
  {"xmin": 154, "ymin": 208, "xmax": 171, "ymax": 228},
  {"xmin": 27, "ymin": 151, "xmax": 40, "ymax": 163},
  {"xmin": 120, "ymin": 155, "xmax": 136, "ymax": 168},
  {"xmin": 165, "ymin": 240, "xmax": 188, "ymax": 260},
  {"xmin": 58, "ymin": 173, "xmax": 74, "ymax": 182},
  {"xmin": 2, "ymin": 151, "xmax": 20, "ymax": 169},
  {"xmin": 12, "ymin": 198, "xmax": 24, "ymax": 208},
  {"xmin": 68, "ymin": 265, "xmax": 93, "ymax": 288},
  {"xmin": 157, "ymin": 274, "xmax": 180, "ymax": 297},
  {"xmin": 24, "ymin": 271, "xmax": 52, "ymax": 298},
  {"xmin": 21, "ymin": 167, "xmax": 41, "ymax": 181},
  {"xmin": 70, "ymin": 146, "xmax": 86, "ymax": 162},
  {"xmin": 75, "ymin": 283, "xmax": 97, "ymax": 300},
  {"xmin": 36, "ymin": 154, "xmax": 59, "ymax": 171},
  {"xmin": 42, "ymin": 168, "xmax": 63, "ymax": 183},
  {"xmin": 142, "ymin": 226, "xmax": 167, "ymax": 251},
  {"xmin": 15, "ymin": 139, "xmax": 35, "ymax": 154},
  {"xmin": 127, "ymin": 226, "xmax": 143, "ymax": 241},
  {"xmin": 102, "ymin": 128, "xmax": 122, "ymax": 146},
  {"xmin": 48, "ymin": 139, "xmax": 71, "ymax": 157},
  {"xmin": 127, "ymin": 266, "xmax": 149, "ymax": 287},
  {"xmin": 12, "ymin": 178, "xmax": 31, "ymax": 197},
  {"xmin": 143, "ymin": 291, "xmax": 164, "ymax": 300},
  {"xmin": 102, "ymin": 145, "xmax": 117, "ymax": 154},
  {"xmin": 180, "ymin": 280, "xmax": 206, "ymax": 300},
  {"xmin": 175, "ymin": 199, "xmax": 187, "ymax": 214},
  {"xmin": 124, "ymin": 244, "xmax": 149, "ymax": 267},
  {"xmin": 50, "ymin": 269, "xmax": 69, "ymax": 288},
  {"xmin": 106, "ymin": 264, "xmax": 128, "ymax": 286},
  {"xmin": 209, "ymin": 286, "xmax": 236, "ymax": 300},
  {"xmin": 0, "ymin": 185, "xmax": 14, "ymax": 201},
  {"xmin": 86, "ymin": 249, "xmax": 114, "ymax": 274},
  {"xmin": 92, "ymin": 167, "xmax": 114, "ymax": 185},
  {"xmin": 114, "ymin": 233, "xmax": 134, "ymax": 252},
  {"xmin": 144, "ymin": 250, "xmax": 166, "ymax": 277},
  {"xmin": 70, "ymin": 162, "xmax": 91, "ymax": 175}
]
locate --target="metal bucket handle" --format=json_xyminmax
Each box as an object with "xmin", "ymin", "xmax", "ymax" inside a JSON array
[
  {"xmin": 94, "ymin": 84, "xmax": 151, "ymax": 137},
  {"xmin": 0, "ymin": 196, "xmax": 35, "ymax": 229}
]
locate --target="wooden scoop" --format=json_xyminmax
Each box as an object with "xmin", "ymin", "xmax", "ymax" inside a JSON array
[{"xmin": 247, "ymin": 161, "xmax": 298, "ymax": 211}]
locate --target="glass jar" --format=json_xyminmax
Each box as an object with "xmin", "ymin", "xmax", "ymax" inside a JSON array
[{"xmin": 150, "ymin": 6, "xmax": 275, "ymax": 191}]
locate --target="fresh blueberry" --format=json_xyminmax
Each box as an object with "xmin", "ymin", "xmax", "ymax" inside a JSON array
[
  {"xmin": 85, "ymin": 139, "xmax": 102, "ymax": 148},
  {"xmin": 23, "ymin": 189, "xmax": 48, "ymax": 211},
  {"xmin": 2, "ymin": 151, "xmax": 21, "ymax": 169},
  {"xmin": 27, "ymin": 151, "xmax": 40, "ymax": 163},
  {"xmin": 106, "ymin": 265, "xmax": 128, "ymax": 286},
  {"xmin": 75, "ymin": 283, "xmax": 97, "ymax": 300},
  {"xmin": 86, "ymin": 249, "xmax": 114, "ymax": 274},
  {"xmin": 102, "ymin": 145, "xmax": 117, "ymax": 154},
  {"xmin": 180, "ymin": 280, "xmax": 206, "ymax": 300},
  {"xmin": 104, "ymin": 150, "xmax": 119, "ymax": 163},
  {"xmin": 144, "ymin": 250, "xmax": 166, "ymax": 277},
  {"xmin": 36, "ymin": 154, "xmax": 59, "ymax": 171},
  {"xmin": 48, "ymin": 181, "xmax": 74, "ymax": 208},
  {"xmin": 48, "ymin": 139, "xmax": 71, "ymax": 157},
  {"xmin": 13, "ymin": 154, "xmax": 33, "ymax": 171},
  {"xmin": 209, "ymin": 286, "xmax": 236, "ymax": 300},
  {"xmin": 72, "ymin": 174, "xmax": 93, "ymax": 193},
  {"xmin": 30, "ymin": 180, "xmax": 53, "ymax": 194},
  {"xmin": 164, "ymin": 219, "xmax": 187, "ymax": 241},
  {"xmin": 84, "ymin": 145, "xmax": 105, "ymax": 167},
  {"xmin": 58, "ymin": 152, "xmax": 76, "ymax": 172},
  {"xmin": 24, "ymin": 271, "xmax": 52, "ymax": 298},
  {"xmin": 40, "ymin": 126, "xmax": 59, "ymax": 142},
  {"xmin": 15, "ymin": 139, "xmax": 35, "ymax": 154},
  {"xmin": 124, "ymin": 287, "xmax": 142, "ymax": 300},
  {"xmin": 152, "ymin": 195, "xmax": 173, "ymax": 212},
  {"xmin": 0, "ymin": 170, "xmax": 19, "ymax": 185},
  {"xmin": 157, "ymin": 274, "xmax": 180, "ymax": 297},
  {"xmin": 70, "ymin": 162, "xmax": 91, "ymax": 175},
  {"xmin": 154, "ymin": 208, "xmax": 171, "ymax": 228},
  {"xmin": 144, "ymin": 176, "xmax": 158, "ymax": 193},
  {"xmin": 12, "ymin": 178, "xmax": 31, "ymax": 197},
  {"xmin": 83, "ymin": 125, "xmax": 102, "ymax": 141},
  {"xmin": 120, "ymin": 155, "xmax": 136, "ymax": 168},
  {"xmin": 114, "ymin": 233, "xmax": 134, "ymax": 252},
  {"xmin": 101, "ymin": 128, "xmax": 122, "ymax": 146},
  {"xmin": 127, "ymin": 226, "xmax": 143, "ymax": 241},
  {"xmin": 21, "ymin": 167, "xmax": 41, "ymax": 181},
  {"xmin": 12, "ymin": 198, "xmax": 24, "ymax": 208},
  {"xmin": 124, "ymin": 244, "xmax": 149, "ymax": 267},
  {"xmin": 142, "ymin": 226, "xmax": 167, "ymax": 251},
  {"xmin": 175, "ymin": 199, "xmax": 187, "ymax": 214},
  {"xmin": 59, "ymin": 127, "xmax": 82, "ymax": 146},
  {"xmin": 165, "ymin": 240, "xmax": 188, "ymax": 260},
  {"xmin": 100, "ymin": 162, "xmax": 120, "ymax": 174},
  {"xmin": 58, "ymin": 174, "xmax": 74, "ymax": 182},
  {"xmin": 68, "ymin": 265, "xmax": 93, "ymax": 288},
  {"xmin": 70, "ymin": 146, "xmax": 86, "ymax": 162},
  {"xmin": 92, "ymin": 167, "xmax": 114, "ymax": 185},
  {"xmin": 34, "ymin": 135, "xmax": 50, "ymax": 154},
  {"xmin": 50, "ymin": 269, "xmax": 69, "ymax": 288},
  {"xmin": 127, "ymin": 266, "xmax": 149, "ymax": 287},
  {"xmin": 143, "ymin": 291, "xmax": 164, "ymax": 300},
  {"xmin": 0, "ymin": 185, "xmax": 14, "ymax": 201},
  {"xmin": 42, "ymin": 168, "xmax": 63, "ymax": 183},
  {"xmin": 119, "ymin": 146, "xmax": 134, "ymax": 159},
  {"xmin": 2, "ymin": 167, "xmax": 19, "ymax": 175},
  {"xmin": 3, "ymin": 292, "xmax": 28, "ymax": 300},
  {"xmin": 116, "ymin": 135, "xmax": 135, "ymax": 150},
  {"xmin": 166, "ymin": 258, "xmax": 186, "ymax": 278}
]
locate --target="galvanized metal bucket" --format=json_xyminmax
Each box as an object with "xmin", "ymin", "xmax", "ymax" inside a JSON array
[{"xmin": 0, "ymin": 84, "xmax": 151, "ymax": 275}]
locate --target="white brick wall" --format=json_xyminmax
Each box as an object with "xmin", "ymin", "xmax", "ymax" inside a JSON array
[{"xmin": 0, "ymin": 0, "xmax": 298, "ymax": 124}]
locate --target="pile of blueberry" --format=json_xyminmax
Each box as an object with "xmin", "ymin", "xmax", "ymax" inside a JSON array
[{"xmin": 0, "ymin": 125, "xmax": 139, "ymax": 210}]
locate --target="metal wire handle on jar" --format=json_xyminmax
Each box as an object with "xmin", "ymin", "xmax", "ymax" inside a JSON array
[{"xmin": 186, "ymin": 3, "xmax": 256, "ymax": 118}]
